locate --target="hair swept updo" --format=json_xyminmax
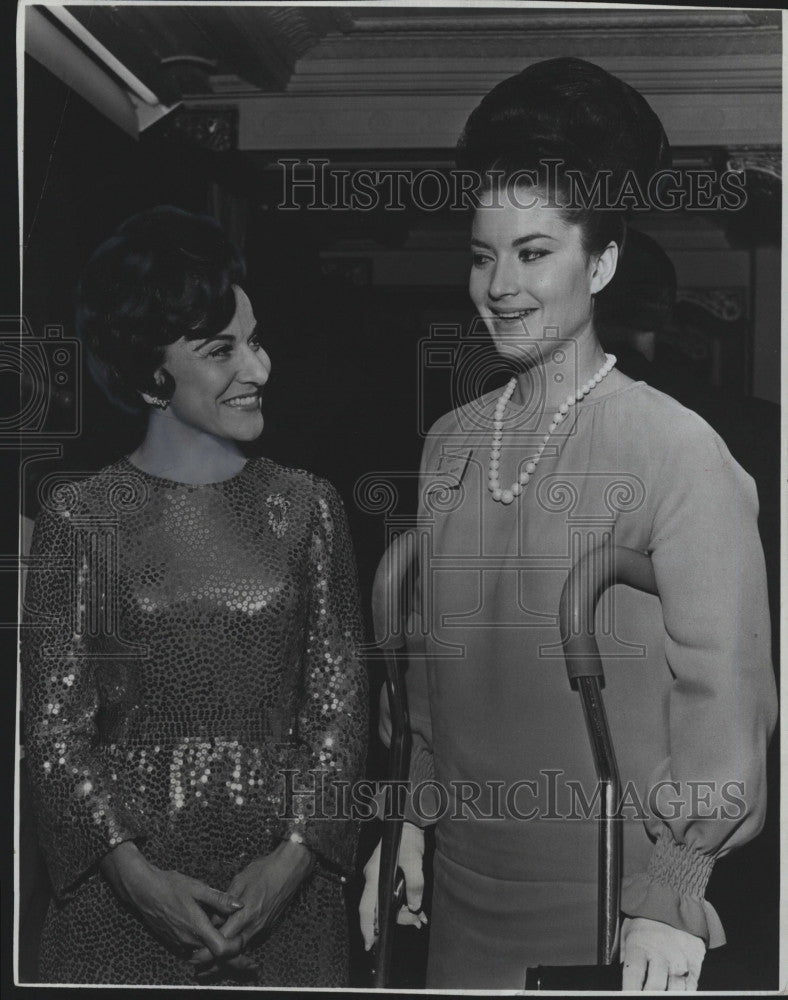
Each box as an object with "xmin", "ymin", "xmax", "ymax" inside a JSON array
[
  {"xmin": 76, "ymin": 205, "xmax": 245, "ymax": 412},
  {"xmin": 456, "ymin": 57, "xmax": 671, "ymax": 258}
]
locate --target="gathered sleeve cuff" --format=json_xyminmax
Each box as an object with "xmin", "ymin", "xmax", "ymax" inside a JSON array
[{"xmin": 621, "ymin": 829, "xmax": 725, "ymax": 947}]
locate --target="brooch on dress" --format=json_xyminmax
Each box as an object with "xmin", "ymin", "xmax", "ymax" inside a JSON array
[{"xmin": 266, "ymin": 494, "xmax": 290, "ymax": 538}]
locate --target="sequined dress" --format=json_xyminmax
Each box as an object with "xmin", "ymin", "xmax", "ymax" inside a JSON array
[{"xmin": 22, "ymin": 456, "xmax": 368, "ymax": 986}]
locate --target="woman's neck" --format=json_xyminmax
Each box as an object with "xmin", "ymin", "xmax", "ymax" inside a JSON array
[
  {"xmin": 512, "ymin": 329, "xmax": 611, "ymax": 412},
  {"xmin": 128, "ymin": 412, "xmax": 247, "ymax": 485}
]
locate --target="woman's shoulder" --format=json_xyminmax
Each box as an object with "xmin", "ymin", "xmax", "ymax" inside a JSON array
[
  {"xmin": 612, "ymin": 382, "xmax": 755, "ymax": 496},
  {"xmin": 617, "ymin": 382, "xmax": 732, "ymax": 453},
  {"xmin": 424, "ymin": 386, "xmax": 502, "ymax": 441},
  {"xmin": 32, "ymin": 458, "xmax": 139, "ymax": 525},
  {"xmin": 243, "ymin": 456, "xmax": 344, "ymax": 506}
]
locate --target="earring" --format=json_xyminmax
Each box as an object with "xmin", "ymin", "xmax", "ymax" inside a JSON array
[{"xmin": 140, "ymin": 390, "xmax": 170, "ymax": 410}]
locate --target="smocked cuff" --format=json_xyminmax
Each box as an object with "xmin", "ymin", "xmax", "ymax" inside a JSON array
[
  {"xmin": 621, "ymin": 830, "xmax": 725, "ymax": 948},
  {"xmin": 650, "ymin": 827, "xmax": 715, "ymax": 896}
]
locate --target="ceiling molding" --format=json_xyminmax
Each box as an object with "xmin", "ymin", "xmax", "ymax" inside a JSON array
[
  {"xmin": 309, "ymin": 11, "xmax": 780, "ymax": 61},
  {"xmin": 211, "ymin": 10, "xmax": 781, "ymax": 149},
  {"xmin": 44, "ymin": 5, "xmax": 780, "ymax": 151},
  {"xmin": 285, "ymin": 55, "xmax": 781, "ymax": 96},
  {"xmin": 340, "ymin": 10, "xmax": 778, "ymax": 33},
  {"xmin": 187, "ymin": 89, "xmax": 779, "ymax": 152},
  {"xmin": 312, "ymin": 27, "xmax": 780, "ymax": 60}
]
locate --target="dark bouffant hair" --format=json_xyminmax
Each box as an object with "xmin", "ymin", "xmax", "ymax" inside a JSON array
[
  {"xmin": 456, "ymin": 57, "xmax": 671, "ymax": 257},
  {"xmin": 457, "ymin": 57, "xmax": 670, "ymax": 188},
  {"xmin": 76, "ymin": 206, "xmax": 245, "ymax": 412},
  {"xmin": 595, "ymin": 228, "xmax": 677, "ymax": 333}
]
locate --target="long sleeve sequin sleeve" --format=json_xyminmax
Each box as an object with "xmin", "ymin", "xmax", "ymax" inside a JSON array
[
  {"xmin": 620, "ymin": 414, "xmax": 778, "ymax": 946},
  {"xmin": 21, "ymin": 506, "xmax": 146, "ymax": 898},
  {"xmin": 284, "ymin": 479, "xmax": 369, "ymax": 874}
]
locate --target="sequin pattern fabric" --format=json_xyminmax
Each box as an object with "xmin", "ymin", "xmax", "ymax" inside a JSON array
[{"xmin": 22, "ymin": 457, "xmax": 368, "ymax": 985}]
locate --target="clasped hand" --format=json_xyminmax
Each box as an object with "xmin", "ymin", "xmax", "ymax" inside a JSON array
[
  {"xmin": 101, "ymin": 838, "xmax": 313, "ymax": 979},
  {"xmin": 188, "ymin": 838, "xmax": 314, "ymax": 977}
]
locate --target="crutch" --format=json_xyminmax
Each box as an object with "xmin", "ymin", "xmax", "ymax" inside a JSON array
[
  {"xmin": 525, "ymin": 539, "xmax": 658, "ymax": 989},
  {"xmin": 370, "ymin": 530, "xmax": 417, "ymax": 988}
]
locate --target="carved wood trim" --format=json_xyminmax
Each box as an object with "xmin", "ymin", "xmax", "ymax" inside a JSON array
[{"xmin": 153, "ymin": 107, "xmax": 238, "ymax": 152}]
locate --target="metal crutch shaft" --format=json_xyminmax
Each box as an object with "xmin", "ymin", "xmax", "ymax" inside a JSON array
[{"xmin": 370, "ymin": 532, "xmax": 417, "ymax": 987}]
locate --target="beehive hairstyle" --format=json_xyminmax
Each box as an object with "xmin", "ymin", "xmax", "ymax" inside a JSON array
[
  {"xmin": 457, "ymin": 57, "xmax": 670, "ymax": 189},
  {"xmin": 456, "ymin": 58, "xmax": 671, "ymax": 256}
]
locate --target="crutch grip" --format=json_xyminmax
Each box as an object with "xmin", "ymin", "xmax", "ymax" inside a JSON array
[{"xmin": 559, "ymin": 539, "xmax": 657, "ymax": 682}]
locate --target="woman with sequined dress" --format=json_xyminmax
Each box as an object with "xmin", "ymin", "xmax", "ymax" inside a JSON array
[
  {"xmin": 22, "ymin": 206, "xmax": 368, "ymax": 985},
  {"xmin": 359, "ymin": 59, "xmax": 777, "ymax": 990}
]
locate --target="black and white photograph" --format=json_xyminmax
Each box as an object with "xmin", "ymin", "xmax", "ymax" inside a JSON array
[{"xmin": 11, "ymin": 1, "xmax": 783, "ymax": 993}]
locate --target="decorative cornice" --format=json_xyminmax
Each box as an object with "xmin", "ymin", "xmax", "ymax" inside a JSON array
[
  {"xmin": 342, "ymin": 11, "xmax": 778, "ymax": 33},
  {"xmin": 164, "ymin": 8, "xmax": 781, "ymax": 149},
  {"xmin": 311, "ymin": 9, "xmax": 781, "ymax": 62},
  {"xmin": 153, "ymin": 107, "xmax": 238, "ymax": 152},
  {"xmin": 286, "ymin": 54, "xmax": 781, "ymax": 96},
  {"xmin": 314, "ymin": 28, "xmax": 780, "ymax": 58},
  {"xmin": 194, "ymin": 89, "xmax": 779, "ymax": 151}
]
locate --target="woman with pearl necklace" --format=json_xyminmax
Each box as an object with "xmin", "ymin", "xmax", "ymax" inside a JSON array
[{"xmin": 360, "ymin": 58, "xmax": 776, "ymax": 991}]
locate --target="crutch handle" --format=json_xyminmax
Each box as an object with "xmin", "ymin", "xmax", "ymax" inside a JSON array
[
  {"xmin": 558, "ymin": 541, "xmax": 658, "ymax": 967},
  {"xmin": 560, "ymin": 541, "xmax": 657, "ymax": 682}
]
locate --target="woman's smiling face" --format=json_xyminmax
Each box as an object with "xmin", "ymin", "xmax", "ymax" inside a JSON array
[
  {"xmin": 469, "ymin": 186, "xmax": 617, "ymax": 362},
  {"xmin": 156, "ymin": 285, "xmax": 272, "ymax": 442}
]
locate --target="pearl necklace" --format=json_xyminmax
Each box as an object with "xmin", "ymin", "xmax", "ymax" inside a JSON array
[{"xmin": 488, "ymin": 353, "xmax": 617, "ymax": 504}]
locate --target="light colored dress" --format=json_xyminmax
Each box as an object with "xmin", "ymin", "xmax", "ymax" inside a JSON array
[{"xmin": 398, "ymin": 378, "xmax": 776, "ymax": 989}]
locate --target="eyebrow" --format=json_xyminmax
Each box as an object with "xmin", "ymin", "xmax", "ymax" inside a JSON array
[
  {"xmin": 194, "ymin": 321, "xmax": 261, "ymax": 350},
  {"xmin": 470, "ymin": 234, "xmax": 557, "ymax": 250}
]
